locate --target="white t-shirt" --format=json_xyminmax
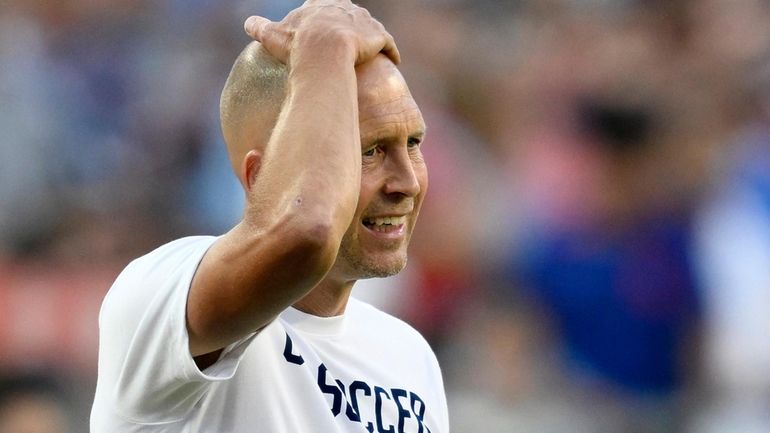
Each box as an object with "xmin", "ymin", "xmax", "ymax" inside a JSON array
[{"xmin": 91, "ymin": 236, "xmax": 449, "ymax": 433}]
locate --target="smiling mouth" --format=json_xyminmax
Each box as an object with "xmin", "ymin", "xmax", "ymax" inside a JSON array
[{"xmin": 362, "ymin": 215, "xmax": 407, "ymax": 233}]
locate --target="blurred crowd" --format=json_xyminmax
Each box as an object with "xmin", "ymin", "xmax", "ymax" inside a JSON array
[{"xmin": 1, "ymin": 0, "xmax": 769, "ymax": 432}]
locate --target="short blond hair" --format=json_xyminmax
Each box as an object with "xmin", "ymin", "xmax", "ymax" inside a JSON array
[{"xmin": 220, "ymin": 42, "xmax": 288, "ymax": 178}]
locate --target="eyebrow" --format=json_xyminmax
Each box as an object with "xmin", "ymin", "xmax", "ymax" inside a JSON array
[
  {"xmin": 363, "ymin": 123, "xmax": 427, "ymax": 145},
  {"xmin": 411, "ymin": 127, "xmax": 427, "ymax": 138}
]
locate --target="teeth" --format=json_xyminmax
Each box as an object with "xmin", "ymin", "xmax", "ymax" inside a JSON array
[{"xmin": 365, "ymin": 216, "xmax": 406, "ymax": 226}]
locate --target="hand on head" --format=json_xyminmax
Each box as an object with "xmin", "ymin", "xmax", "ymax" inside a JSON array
[{"xmin": 243, "ymin": 0, "xmax": 400, "ymax": 67}]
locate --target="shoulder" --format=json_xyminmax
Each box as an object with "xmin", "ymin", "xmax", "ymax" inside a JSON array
[
  {"xmin": 112, "ymin": 236, "xmax": 217, "ymax": 287},
  {"xmin": 124, "ymin": 236, "xmax": 218, "ymax": 273},
  {"xmin": 101, "ymin": 236, "xmax": 218, "ymax": 315}
]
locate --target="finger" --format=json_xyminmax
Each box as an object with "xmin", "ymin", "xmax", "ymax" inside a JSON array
[
  {"xmin": 381, "ymin": 33, "xmax": 401, "ymax": 65},
  {"xmin": 244, "ymin": 15, "xmax": 272, "ymax": 41},
  {"xmin": 368, "ymin": 17, "xmax": 400, "ymax": 64}
]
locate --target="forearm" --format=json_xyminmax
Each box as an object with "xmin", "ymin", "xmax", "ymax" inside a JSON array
[{"xmin": 250, "ymin": 48, "xmax": 361, "ymax": 240}]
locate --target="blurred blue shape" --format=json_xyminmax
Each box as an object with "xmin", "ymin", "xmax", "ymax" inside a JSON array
[{"xmin": 516, "ymin": 215, "xmax": 700, "ymax": 395}]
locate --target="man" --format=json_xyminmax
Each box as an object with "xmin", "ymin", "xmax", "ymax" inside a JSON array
[{"xmin": 90, "ymin": 1, "xmax": 449, "ymax": 432}]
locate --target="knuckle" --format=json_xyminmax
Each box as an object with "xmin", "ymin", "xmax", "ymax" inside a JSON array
[{"xmin": 333, "ymin": 27, "xmax": 356, "ymax": 43}]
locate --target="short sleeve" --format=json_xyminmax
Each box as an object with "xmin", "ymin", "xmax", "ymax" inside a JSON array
[{"xmin": 97, "ymin": 236, "xmax": 257, "ymax": 424}]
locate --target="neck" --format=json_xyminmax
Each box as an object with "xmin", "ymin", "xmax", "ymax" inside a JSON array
[{"xmin": 292, "ymin": 277, "xmax": 356, "ymax": 317}]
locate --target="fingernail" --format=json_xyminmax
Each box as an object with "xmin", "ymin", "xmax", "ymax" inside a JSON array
[{"xmin": 244, "ymin": 16, "xmax": 257, "ymax": 34}]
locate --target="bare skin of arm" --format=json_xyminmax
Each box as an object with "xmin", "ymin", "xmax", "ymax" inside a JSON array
[{"xmin": 186, "ymin": 1, "xmax": 400, "ymax": 358}]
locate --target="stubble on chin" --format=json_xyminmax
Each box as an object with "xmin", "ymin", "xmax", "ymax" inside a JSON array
[{"xmin": 335, "ymin": 232, "xmax": 408, "ymax": 280}]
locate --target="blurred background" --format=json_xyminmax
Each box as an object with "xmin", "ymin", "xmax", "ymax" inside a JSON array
[{"xmin": 1, "ymin": 0, "xmax": 769, "ymax": 431}]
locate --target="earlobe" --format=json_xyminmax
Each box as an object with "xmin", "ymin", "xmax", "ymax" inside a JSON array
[{"xmin": 241, "ymin": 150, "xmax": 263, "ymax": 190}]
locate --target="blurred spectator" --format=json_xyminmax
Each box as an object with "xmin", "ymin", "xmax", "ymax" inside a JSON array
[
  {"xmin": 509, "ymin": 97, "xmax": 702, "ymax": 432},
  {"xmin": 0, "ymin": 374, "xmax": 71, "ymax": 433},
  {"xmin": 493, "ymin": 3, "xmax": 712, "ymax": 431}
]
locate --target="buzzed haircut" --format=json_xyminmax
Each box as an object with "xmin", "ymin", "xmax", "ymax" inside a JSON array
[
  {"xmin": 220, "ymin": 42, "xmax": 288, "ymax": 131},
  {"xmin": 220, "ymin": 42, "xmax": 290, "ymax": 176}
]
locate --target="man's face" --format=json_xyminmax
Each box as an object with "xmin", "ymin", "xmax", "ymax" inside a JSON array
[{"xmin": 333, "ymin": 57, "xmax": 428, "ymax": 280}]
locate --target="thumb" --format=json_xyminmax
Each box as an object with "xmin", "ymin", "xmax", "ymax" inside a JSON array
[{"xmin": 244, "ymin": 16, "xmax": 272, "ymax": 41}]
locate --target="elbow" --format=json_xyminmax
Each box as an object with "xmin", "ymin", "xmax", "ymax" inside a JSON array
[
  {"xmin": 282, "ymin": 207, "xmax": 343, "ymax": 273},
  {"xmin": 294, "ymin": 219, "xmax": 338, "ymax": 259},
  {"xmin": 241, "ymin": 192, "xmax": 354, "ymax": 279}
]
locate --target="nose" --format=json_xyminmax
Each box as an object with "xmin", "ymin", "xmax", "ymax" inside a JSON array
[{"xmin": 382, "ymin": 147, "xmax": 422, "ymax": 198}]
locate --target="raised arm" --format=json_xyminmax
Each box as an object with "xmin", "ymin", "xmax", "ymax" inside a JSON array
[{"xmin": 186, "ymin": 0, "xmax": 399, "ymax": 358}]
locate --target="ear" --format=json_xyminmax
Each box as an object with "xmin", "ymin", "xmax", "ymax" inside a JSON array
[{"xmin": 240, "ymin": 149, "xmax": 263, "ymax": 191}]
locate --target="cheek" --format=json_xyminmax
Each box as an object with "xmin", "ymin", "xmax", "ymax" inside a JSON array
[
  {"xmin": 357, "ymin": 174, "xmax": 381, "ymax": 206},
  {"xmin": 416, "ymin": 163, "xmax": 429, "ymax": 198},
  {"xmin": 413, "ymin": 166, "xmax": 429, "ymax": 216},
  {"xmin": 410, "ymin": 172, "xmax": 429, "ymax": 223}
]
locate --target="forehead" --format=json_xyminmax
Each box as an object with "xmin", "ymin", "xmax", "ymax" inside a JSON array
[{"xmin": 357, "ymin": 59, "xmax": 425, "ymax": 140}]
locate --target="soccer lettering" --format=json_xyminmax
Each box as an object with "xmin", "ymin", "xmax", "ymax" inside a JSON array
[
  {"xmin": 285, "ymin": 333, "xmax": 432, "ymax": 432},
  {"xmin": 349, "ymin": 380, "xmax": 374, "ymax": 432},
  {"xmin": 283, "ymin": 333, "xmax": 305, "ymax": 365},
  {"xmin": 410, "ymin": 393, "xmax": 431, "ymax": 433},
  {"xmin": 392, "ymin": 388, "xmax": 411, "ymax": 433},
  {"xmin": 374, "ymin": 386, "xmax": 396, "ymax": 433},
  {"xmin": 317, "ymin": 363, "xmax": 343, "ymax": 416},
  {"xmin": 339, "ymin": 380, "xmax": 364, "ymax": 422}
]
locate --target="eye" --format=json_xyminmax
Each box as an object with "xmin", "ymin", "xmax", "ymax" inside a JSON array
[
  {"xmin": 407, "ymin": 137, "xmax": 422, "ymax": 148},
  {"xmin": 363, "ymin": 145, "xmax": 378, "ymax": 157}
]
